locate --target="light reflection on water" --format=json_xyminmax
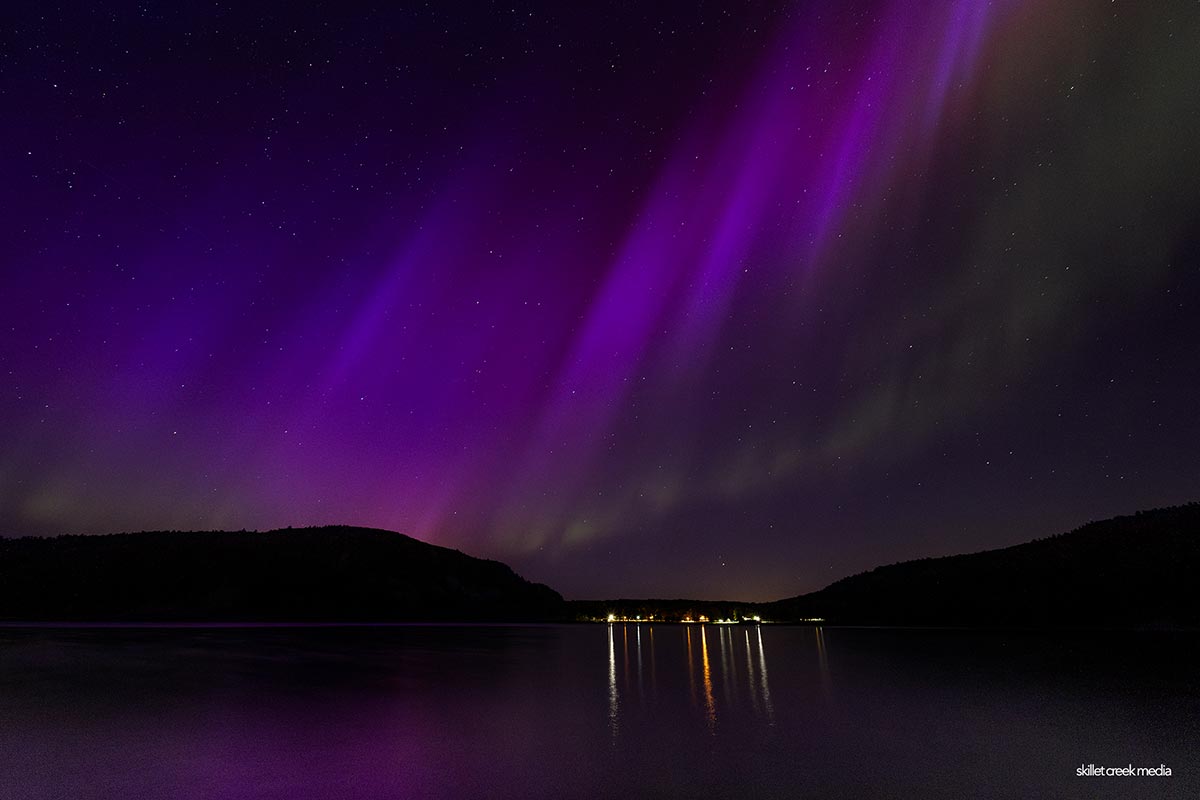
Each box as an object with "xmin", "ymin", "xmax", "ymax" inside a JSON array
[
  {"xmin": 815, "ymin": 624, "xmax": 832, "ymax": 702},
  {"xmin": 700, "ymin": 624, "xmax": 716, "ymax": 731},
  {"xmin": 685, "ymin": 624, "xmax": 696, "ymax": 705},
  {"xmin": 1, "ymin": 625, "xmax": 1196, "ymax": 800},
  {"xmin": 758, "ymin": 625, "xmax": 774, "ymax": 720},
  {"xmin": 607, "ymin": 622, "xmax": 618, "ymax": 740},
  {"xmin": 608, "ymin": 623, "xmax": 772, "ymax": 738}
]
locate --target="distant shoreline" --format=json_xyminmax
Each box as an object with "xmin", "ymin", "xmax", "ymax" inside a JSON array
[{"xmin": 2, "ymin": 503, "xmax": 1196, "ymax": 628}]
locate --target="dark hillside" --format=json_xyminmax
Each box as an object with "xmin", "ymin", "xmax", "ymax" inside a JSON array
[
  {"xmin": 763, "ymin": 504, "xmax": 1200, "ymax": 626},
  {"xmin": 0, "ymin": 526, "xmax": 564, "ymax": 622}
]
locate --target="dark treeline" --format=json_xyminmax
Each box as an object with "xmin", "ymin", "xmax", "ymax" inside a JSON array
[
  {"xmin": 1, "ymin": 504, "xmax": 1196, "ymax": 626},
  {"xmin": 572, "ymin": 504, "xmax": 1200, "ymax": 627},
  {"xmin": 0, "ymin": 527, "xmax": 564, "ymax": 622},
  {"xmin": 762, "ymin": 503, "xmax": 1200, "ymax": 627}
]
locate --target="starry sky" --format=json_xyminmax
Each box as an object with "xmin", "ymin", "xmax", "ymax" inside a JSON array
[{"xmin": 3, "ymin": 1, "xmax": 1200, "ymax": 600}]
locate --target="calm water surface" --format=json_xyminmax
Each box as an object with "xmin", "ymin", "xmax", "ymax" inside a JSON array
[{"xmin": 0, "ymin": 625, "xmax": 1196, "ymax": 799}]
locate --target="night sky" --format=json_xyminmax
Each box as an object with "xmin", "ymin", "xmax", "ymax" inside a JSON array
[{"xmin": 3, "ymin": 1, "xmax": 1199, "ymax": 600}]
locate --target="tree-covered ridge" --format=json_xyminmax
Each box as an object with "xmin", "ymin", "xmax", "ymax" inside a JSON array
[
  {"xmin": 764, "ymin": 503, "xmax": 1200, "ymax": 626},
  {"xmin": 0, "ymin": 526, "xmax": 564, "ymax": 622}
]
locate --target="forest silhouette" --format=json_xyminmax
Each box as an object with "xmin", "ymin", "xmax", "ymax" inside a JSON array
[{"xmin": 1, "ymin": 505, "xmax": 1197, "ymax": 626}]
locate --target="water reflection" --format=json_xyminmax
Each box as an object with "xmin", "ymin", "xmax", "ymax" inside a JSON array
[
  {"xmin": 622, "ymin": 624, "xmax": 630, "ymax": 692},
  {"xmin": 635, "ymin": 624, "xmax": 643, "ymax": 700},
  {"xmin": 685, "ymin": 626, "xmax": 696, "ymax": 705},
  {"xmin": 757, "ymin": 626, "xmax": 774, "ymax": 721},
  {"xmin": 648, "ymin": 625, "xmax": 657, "ymax": 698},
  {"xmin": 607, "ymin": 623, "xmax": 618, "ymax": 739},
  {"xmin": 606, "ymin": 623, "xmax": 778, "ymax": 740},
  {"xmin": 700, "ymin": 625, "xmax": 716, "ymax": 732},
  {"xmin": 815, "ymin": 626, "xmax": 832, "ymax": 700},
  {"xmin": 744, "ymin": 630, "xmax": 759, "ymax": 715},
  {"xmin": 718, "ymin": 627, "xmax": 732, "ymax": 705},
  {"xmin": 5, "ymin": 626, "xmax": 1195, "ymax": 800}
]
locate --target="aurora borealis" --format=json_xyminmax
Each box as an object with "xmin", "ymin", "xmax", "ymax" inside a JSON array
[{"xmin": 3, "ymin": 1, "xmax": 1199, "ymax": 599}]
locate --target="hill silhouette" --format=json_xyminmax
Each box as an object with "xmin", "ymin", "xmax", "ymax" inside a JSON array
[
  {"xmin": 762, "ymin": 503, "xmax": 1200, "ymax": 627},
  {"xmin": 2, "ymin": 505, "xmax": 1196, "ymax": 625},
  {"xmin": 0, "ymin": 526, "xmax": 563, "ymax": 622},
  {"xmin": 569, "ymin": 504, "xmax": 1200, "ymax": 627}
]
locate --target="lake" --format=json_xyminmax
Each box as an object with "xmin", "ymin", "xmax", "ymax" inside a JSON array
[{"xmin": 0, "ymin": 624, "xmax": 1195, "ymax": 798}]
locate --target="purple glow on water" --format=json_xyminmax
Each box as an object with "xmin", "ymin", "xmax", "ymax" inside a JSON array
[{"xmin": 0, "ymin": 625, "xmax": 1195, "ymax": 799}]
